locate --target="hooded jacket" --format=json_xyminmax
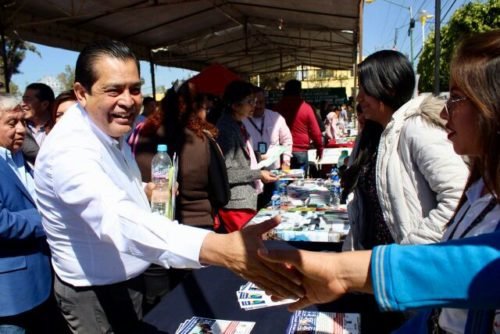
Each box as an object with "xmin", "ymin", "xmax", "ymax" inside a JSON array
[{"xmin": 343, "ymin": 95, "xmax": 469, "ymax": 250}]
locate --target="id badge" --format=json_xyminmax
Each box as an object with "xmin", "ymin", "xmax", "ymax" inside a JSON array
[{"xmin": 257, "ymin": 142, "xmax": 267, "ymax": 154}]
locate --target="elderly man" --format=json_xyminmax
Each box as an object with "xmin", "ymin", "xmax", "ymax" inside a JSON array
[
  {"xmin": 0, "ymin": 94, "xmax": 55, "ymax": 333},
  {"xmin": 34, "ymin": 40, "xmax": 303, "ymax": 333}
]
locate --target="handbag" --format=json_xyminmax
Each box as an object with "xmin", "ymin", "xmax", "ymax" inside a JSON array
[{"xmin": 204, "ymin": 131, "xmax": 230, "ymax": 209}]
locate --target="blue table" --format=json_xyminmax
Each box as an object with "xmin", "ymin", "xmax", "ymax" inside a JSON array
[{"xmin": 143, "ymin": 266, "xmax": 405, "ymax": 333}]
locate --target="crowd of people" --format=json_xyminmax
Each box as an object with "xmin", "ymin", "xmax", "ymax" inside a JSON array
[{"xmin": 0, "ymin": 29, "xmax": 498, "ymax": 334}]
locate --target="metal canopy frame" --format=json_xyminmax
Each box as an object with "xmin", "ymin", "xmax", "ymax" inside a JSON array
[{"xmin": 3, "ymin": 0, "xmax": 362, "ymax": 78}]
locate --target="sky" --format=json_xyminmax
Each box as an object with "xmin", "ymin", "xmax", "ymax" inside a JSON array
[{"xmin": 12, "ymin": 0, "xmax": 475, "ymax": 96}]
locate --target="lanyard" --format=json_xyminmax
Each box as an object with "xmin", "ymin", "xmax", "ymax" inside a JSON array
[
  {"xmin": 447, "ymin": 197, "xmax": 497, "ymax": 240},
  {"xmin": 248, "ymin": 115, "xmax": 265, "ymax": 137}
]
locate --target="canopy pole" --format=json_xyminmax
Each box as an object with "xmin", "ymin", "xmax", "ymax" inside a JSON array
[
  {"xmin": 149, "ymin": 50, "xmax": 156, "ymax": 100},
  {"xmin": 433, "ymin": 0, "xmax": 441, "ymax": 95}
]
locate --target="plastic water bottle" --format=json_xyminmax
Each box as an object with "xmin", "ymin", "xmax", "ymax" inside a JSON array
[
  {"xmin": 278, "ymin": 179, "xmax": 288, "ymax": 209},
  {"xmin": 337, "ymin": 150, "xmax": 349, "ymax": 169},
  {"xmin": 151, "ymin": 144, "xmax": 172, "ymax": 216},
  {"xmin": 329, "ymin": 167, "xmax": 341, "ymax": 208},
  {"xmin": 271, "ymin": 191, "xmax": 281, "ymax": 211}
]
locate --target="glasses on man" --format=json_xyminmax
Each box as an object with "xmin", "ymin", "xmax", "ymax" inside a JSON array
[
  {"xmin": 442, "ymin": 96, "xmax": 468, "ymax": 118},
  {"xmin": 240, "ymin": 97, "xmax": 257, "ymax": 106}
]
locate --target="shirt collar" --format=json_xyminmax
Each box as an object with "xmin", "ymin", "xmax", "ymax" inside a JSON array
[
  {"xmin": 465, "ymin": 178, "xmax": 487, "ymax": 204},
  {"xmin": 0, "ymin": 146, "xmax": 12, "ymax": 161},
  {"xmin": 78, "ymin": 104, "xmax": 125, "ymax": 150},
  {"xmin": 0, "ymin": 146, "xmax": 23, "ymax": 164}
]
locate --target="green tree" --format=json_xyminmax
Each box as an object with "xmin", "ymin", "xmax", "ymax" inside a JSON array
[
  {"xmin": 0, "ymin": 37, "xmax": 40, "ymax": 93},
  {"xmin": 417, "ymin": 0, "xmax": 499, "ymax": 92},
  {"xmin": 56, "ymin": 65, "xmax": 75, "ymax": 90},
  {"xmin": 9, "ymin": 81, "xmax": 19, "ymax": 95}
]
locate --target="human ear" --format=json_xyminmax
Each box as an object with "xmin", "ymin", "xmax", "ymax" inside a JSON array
[{"xmin": 74, "ymin": 83, "xmax": 88, "ymax": 108}]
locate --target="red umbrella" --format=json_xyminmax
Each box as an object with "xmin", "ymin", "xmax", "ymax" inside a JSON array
[{"xmin": 189, "ymin": 64, "xmax": 240, "ymax": 97}]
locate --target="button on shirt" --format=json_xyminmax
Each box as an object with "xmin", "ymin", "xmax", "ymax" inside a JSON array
[
  {"xmin": 34, "ymin": 104, "xmax": 210, "ymax": 287},
  {"xmin": 0, "ymin": 147, "xmax": 36, "ymax": 201}
]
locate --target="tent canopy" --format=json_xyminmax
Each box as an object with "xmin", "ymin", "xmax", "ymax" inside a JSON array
[
  {"xmin": 3, "ymin": 0, "xmax": 362, "ymax": 77},
  {"xmin": 189, "ymin": 64, "xmax": 240, "ymax": 97}
]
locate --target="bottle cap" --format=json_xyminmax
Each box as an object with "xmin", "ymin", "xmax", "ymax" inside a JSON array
[{"xmin": 157, "ymin": 144, "xmax": 168, "ymax": 152}]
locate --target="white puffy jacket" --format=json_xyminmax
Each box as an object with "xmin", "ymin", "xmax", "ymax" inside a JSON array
[{"xmin": 343, "ymin": 95, "xmax": 469, "ymax": 250}]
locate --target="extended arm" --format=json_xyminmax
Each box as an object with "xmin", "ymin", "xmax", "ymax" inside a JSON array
[{"xmin": 260, "ymin": 231, "xmax": 500, "ymax": 311}]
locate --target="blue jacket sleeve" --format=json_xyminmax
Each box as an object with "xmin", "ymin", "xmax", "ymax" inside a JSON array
[
  {"xmin": 371, "ymin": 231, "xmax": 500, "ymax": 311},
  {"xmin": 0, "ymin": 206, "xmax": 45, "ymax": 240}
]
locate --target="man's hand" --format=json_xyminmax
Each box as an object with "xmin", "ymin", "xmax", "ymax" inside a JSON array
[
  {"xmin": 144, "ymin": 182, "xmax": 179, "ymax": 202},
  {"xmin": 258, "ymin": 249, "xmax": 346, "ymax": 310},
  {"xmin": 258, "ymin": 249, "xmax": 373, "ymax": 311},
  {"xmin": 144, "ymin": 182, "xmax": 155, "ymax": 201},
  {"xmin": 199, "ymin": 216, "xmax": 304, "ymax": 300}
]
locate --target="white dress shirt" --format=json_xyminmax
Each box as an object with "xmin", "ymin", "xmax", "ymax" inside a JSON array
[
  {"xmin": 242, "ymin": 109, "xmax": 292, "ymax": 169},
  {"xmin": 35, "ymin": 104, "xmax": 210, "ymax": 287}
]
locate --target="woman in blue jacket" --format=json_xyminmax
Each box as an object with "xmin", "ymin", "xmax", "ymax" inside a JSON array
[{"xmin": 260, "ymin": 30, "xmax": 500, "ymax": 334}]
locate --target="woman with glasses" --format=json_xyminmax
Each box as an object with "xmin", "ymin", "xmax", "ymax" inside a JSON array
[
  {"xmin": 342, "ymin": 49, "xmax": 469, "ymax": 251},
  {"xmin": 216, "ymin": 80, "xmax": 278, "ymax": 232},
  {"xmin": 260, "ymin": 30, "xmax": 500, "ymax": 334}
]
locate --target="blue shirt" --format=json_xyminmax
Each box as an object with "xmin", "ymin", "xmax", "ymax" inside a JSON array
[{"xmin": 0, "ymin": 147, "xmax": 37, "ymax": 201}]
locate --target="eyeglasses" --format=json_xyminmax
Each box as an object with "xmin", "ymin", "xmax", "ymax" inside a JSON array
[
  {"xmin": 240, "ymin": 97, "xmax": 257, "ymax": 106},
  {"xmin": 442, "ymin": 96, "xmax": 468, "ymax": 118}
]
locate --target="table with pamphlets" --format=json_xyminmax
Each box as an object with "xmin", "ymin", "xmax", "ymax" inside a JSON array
[
  {"xmin": 143, "ymin": 264, "xmax": 402, "ymax": 334},
  {"xmin": 246, "ymin": 177, "xmax": 351, "ymax": 252}
]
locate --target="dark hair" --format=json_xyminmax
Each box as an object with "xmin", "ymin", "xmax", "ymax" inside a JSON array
[
  {"xmin": 143, "ymin": 96, "xmax": 155, "ymax": 106},
  {"xmin": 222, "ymin": 80, "xmax": 254, "ymax": 107},
  {"xmin": 75, "ymin": 40, "xmax": 139, "ymax": 92},
  {"xmin": 359, "ymin": 50, "xmax": 415, "ymax": 111},
  {"xmin": 47, "ymin": 89, "xmax": 77, "ymax": 132},
  {"xmin": 449, "ymin": 30, "xmax": 500, "ymax": 205},
  {"xmin": 341, "ymin": 120, "xmax": 384, "ymax": 200},
  {"xmin": 283, "ymin": 79, "xmax": 301, "ymax": 96},
  {"xmin": 26, "ymin": 83, "xmax": 55, "ymax": 103}
]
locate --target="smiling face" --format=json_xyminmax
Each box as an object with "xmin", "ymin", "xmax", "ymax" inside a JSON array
[
  {"xmin": 74, "ymin": 56, "xmax": 142, "ymax": 139},
  {"xmin": 440, "ymin": 84, "xmax": 480, "ymax": 156},
  {"xmin": 0, "ymin": 106, "xmax": 26, "ymax": 153},
  {"xmin": 21, "ymin": 88, "xmax": 49, "ymax": 121},
  {"xmin": 356, "ymin": 86, "xmax": 393, "ymax": 127}
]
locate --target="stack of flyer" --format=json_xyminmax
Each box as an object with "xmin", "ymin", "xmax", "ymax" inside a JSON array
[
  {"xmin": 286, "ymin": 310, "xmax": 360, "ymax": 334},
  {"xmin": 236, "ymin": 282, "xmax": 297, "ymax": 310},
  {"xmin": 175, "ymin": 316, "xmax": 255, "ymax": 334}
]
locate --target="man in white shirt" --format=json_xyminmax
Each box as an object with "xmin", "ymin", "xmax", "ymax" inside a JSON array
[
  {"xmin": 34, "ymin": 40, "xmax": 303, "ymax": 333},
  {"xmin": 243, "ymin": 87, "xmax": 292, "ymax": 208}
]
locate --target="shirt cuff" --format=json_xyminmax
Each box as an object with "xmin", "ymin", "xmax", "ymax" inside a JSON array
[{"xmin": 156, "ymin": 222, "xmax": 212, "ymax": 269}]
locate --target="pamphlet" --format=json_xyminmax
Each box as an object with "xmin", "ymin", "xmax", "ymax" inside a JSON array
[
  {"xmin": 236, "ymin": 281, "xmax": 297, "ymax": 310},
  {"xmin": 175, "ymin": 316, "xmax": 255, "ymax": 334},
  {"xmin": 286, "ymin": 310, "xmax": 360, "ymax": 334},
  {"xmin": 256, "ymin": 145, "xmax": 287, "ymax": 169}
]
